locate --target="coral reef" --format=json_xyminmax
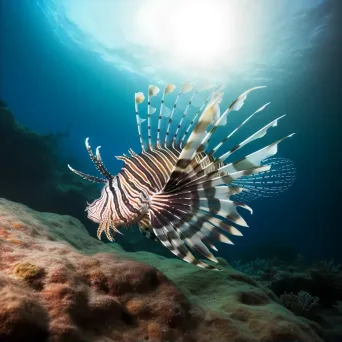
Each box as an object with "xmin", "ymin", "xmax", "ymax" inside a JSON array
[
  {"xmin": 0, "ymin": 198, "xmax": 323, "ymax": 342},
  {"xmin": 233, "ymin": 258, "xmax": 279, "ymax": 283},
  {"xmin": 279, "ymin": 290, "xmax": 319, "ymax": 317},
  {"xmin": 233, "ymin": 258, "xmax": 342, "ymax": 341},
  {"xmin": 315, "ymin": 259, "xmax": 341, "ymax": 273}
]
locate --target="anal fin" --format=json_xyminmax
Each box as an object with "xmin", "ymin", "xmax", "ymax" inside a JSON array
[{"xmin": 138, "ymin": 213, "xmax": 157, "ymax": 240}]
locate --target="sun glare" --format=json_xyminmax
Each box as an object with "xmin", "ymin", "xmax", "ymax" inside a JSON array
[
  {"xmin": 135, "ymin": 0, "xmax": 234, "ymax": 68},
  {"xmin": 39, "ymin": 0, "xmax": 329, "ymax": 83}
]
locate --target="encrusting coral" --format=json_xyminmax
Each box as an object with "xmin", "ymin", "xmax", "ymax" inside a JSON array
[{"xmin": 0, "ymin": 198, "xmax": 323, "ymax": 342}]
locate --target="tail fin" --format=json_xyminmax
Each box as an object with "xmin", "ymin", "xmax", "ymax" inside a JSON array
[{"xmin": 232, "ymin": 157, "xmax": 296, "ymax": 202}]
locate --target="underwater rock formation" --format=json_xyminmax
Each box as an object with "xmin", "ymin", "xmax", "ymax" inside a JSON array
[
  {"xmin": 0, "ymin": 99, "xmax": 99, "ymax": 225},
  {"xmin": 0, "ymin": 198, "xmax": 323, "ymax": 342}
]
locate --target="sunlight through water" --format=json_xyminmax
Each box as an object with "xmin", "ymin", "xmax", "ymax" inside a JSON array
[{"xmin": 38, "ymin": 0, "xmax": 330, "ymax": 83}]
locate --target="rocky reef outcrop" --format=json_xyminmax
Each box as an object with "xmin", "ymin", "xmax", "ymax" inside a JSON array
[
  {"xmin": 0, "ymin": 99, "xmax": 99, "ymax": 226},
  {"xmin": 0, "ymin": 198, "xmax": 323, "ymax": 342}
]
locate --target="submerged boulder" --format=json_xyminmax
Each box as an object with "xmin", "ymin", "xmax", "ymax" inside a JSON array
[{"xmin": 0, "ymin": 198, "xmax": 323, "ymax": 342}]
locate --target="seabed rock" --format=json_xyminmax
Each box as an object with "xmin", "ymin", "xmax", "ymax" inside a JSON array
[{"xmin": 0, "ymin": 198, "xmax": 323, "ymax": 342}]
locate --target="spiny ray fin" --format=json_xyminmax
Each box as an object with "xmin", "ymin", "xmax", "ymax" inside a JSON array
[
  {"xmin": 179, "ymin": 85, "xmax": 221, "ymax": 149},
  {"xmin": 67, "ymin": 164, "xmax": 106, "ymax": 183},
  {"xmin": 163, "ymin": 84, "xmax": 190, "ymax": 147},
  {"xmin": 147, "ymin": 85, "xmax": 160, "ymax": 149},
  {"xmin": 156, "ymin": 84, "xmax": 176, "ymax": 147},
  {"xmin": 167, "ymin": 87, "xmax": 266, "ymax": 187},
  {"xmin": 84, "ymin": 138, "xmax": 113, "ymax": 180},
  {"xmin": 146, "ymin": 86, "xmax": 293, "ymax": 269},
  {"xmin": 135, "ymin": 92, "xmax": 146, "ymax": 151}
]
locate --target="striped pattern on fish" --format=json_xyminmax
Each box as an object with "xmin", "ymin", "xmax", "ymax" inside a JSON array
[{"xmin": 68, "ymin": 83, "xmax": 294, "ymax": 270}]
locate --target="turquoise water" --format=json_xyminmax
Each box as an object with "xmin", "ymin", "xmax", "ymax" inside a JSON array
[{"xmin": 0, "ymin": 0, "xmax": 340, "ymax": 263}]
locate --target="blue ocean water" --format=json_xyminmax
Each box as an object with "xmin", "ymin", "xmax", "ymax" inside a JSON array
[{"xmin": 0, "ymin": 0, "xmax": 341, "ymax": 265}]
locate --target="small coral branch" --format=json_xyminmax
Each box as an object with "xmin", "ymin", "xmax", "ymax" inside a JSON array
[
  {"xmin": 280, "ymin": 290, "xmax": 319, "ymax": 317},
  {"xmin": 233, "ymin": 258, "xmax": 278, "ymax": 282},
  {"xmin": 315, "ymin": 259, "xmax": 341, "ymax": 273}
]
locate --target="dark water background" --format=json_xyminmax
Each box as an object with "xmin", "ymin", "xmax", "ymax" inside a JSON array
[{"xmin": 1, "ymin": 0, "xmax": 341, "ymax": 263}]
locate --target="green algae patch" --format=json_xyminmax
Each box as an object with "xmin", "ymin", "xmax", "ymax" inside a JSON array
[{"xmin": 13, "ymin": 262, "xmax": 46, "ymax": 290}]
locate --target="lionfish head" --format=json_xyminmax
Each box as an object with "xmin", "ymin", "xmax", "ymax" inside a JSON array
[{"xmin": 68, "ymin": 139, "xmax": 128, "ymax": 241}]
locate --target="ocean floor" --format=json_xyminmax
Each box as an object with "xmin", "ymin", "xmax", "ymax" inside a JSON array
[{"xmin": 1, "ymin": 198, "xmax": 341, "ymax": 342}]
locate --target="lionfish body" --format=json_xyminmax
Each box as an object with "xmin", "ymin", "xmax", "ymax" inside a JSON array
[{"xmin": 69, "ymin": 83, "xmax": 294, "ymax": 269}]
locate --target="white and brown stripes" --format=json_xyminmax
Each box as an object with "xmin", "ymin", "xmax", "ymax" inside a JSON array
[
  {"xmin": 156, "ymin": 89, "xmax": 166, "ymax": 148},
  {"xmin": 163, "ymin": 90, "xmax": 182, "ymax": 147},
  {"xmin": 172, "ymin": 91, "xmax": 198, "ymax": 147},
  {"xmin": 68, "ymin": 138, "xmax": 112, "ymax": 184},
  {"xmin": 165, "ymin": 94, "xmax": 223, "ymax": 191},
  {"xmin": 69, "ymin": 83, "xmax": 294, "ymax": 270},
  {"xmin": 86, "ymin": 173, "xmax": 150, "ymax": 241},
  {"xmin": 178, "ymin": 85, "xmax": 220, "ymax": 149},
  {"xmin": 117, "ymin": 148, "xmax": 178, "ymax": 193},
  {"xmin": 135, "ymin": 92, "xmax": 146, "ymax": 152}
]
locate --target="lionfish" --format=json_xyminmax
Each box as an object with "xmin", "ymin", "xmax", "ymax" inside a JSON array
[{"xmin": 68, "ymin": 83, "xmax": 294, "ymax": 270}]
